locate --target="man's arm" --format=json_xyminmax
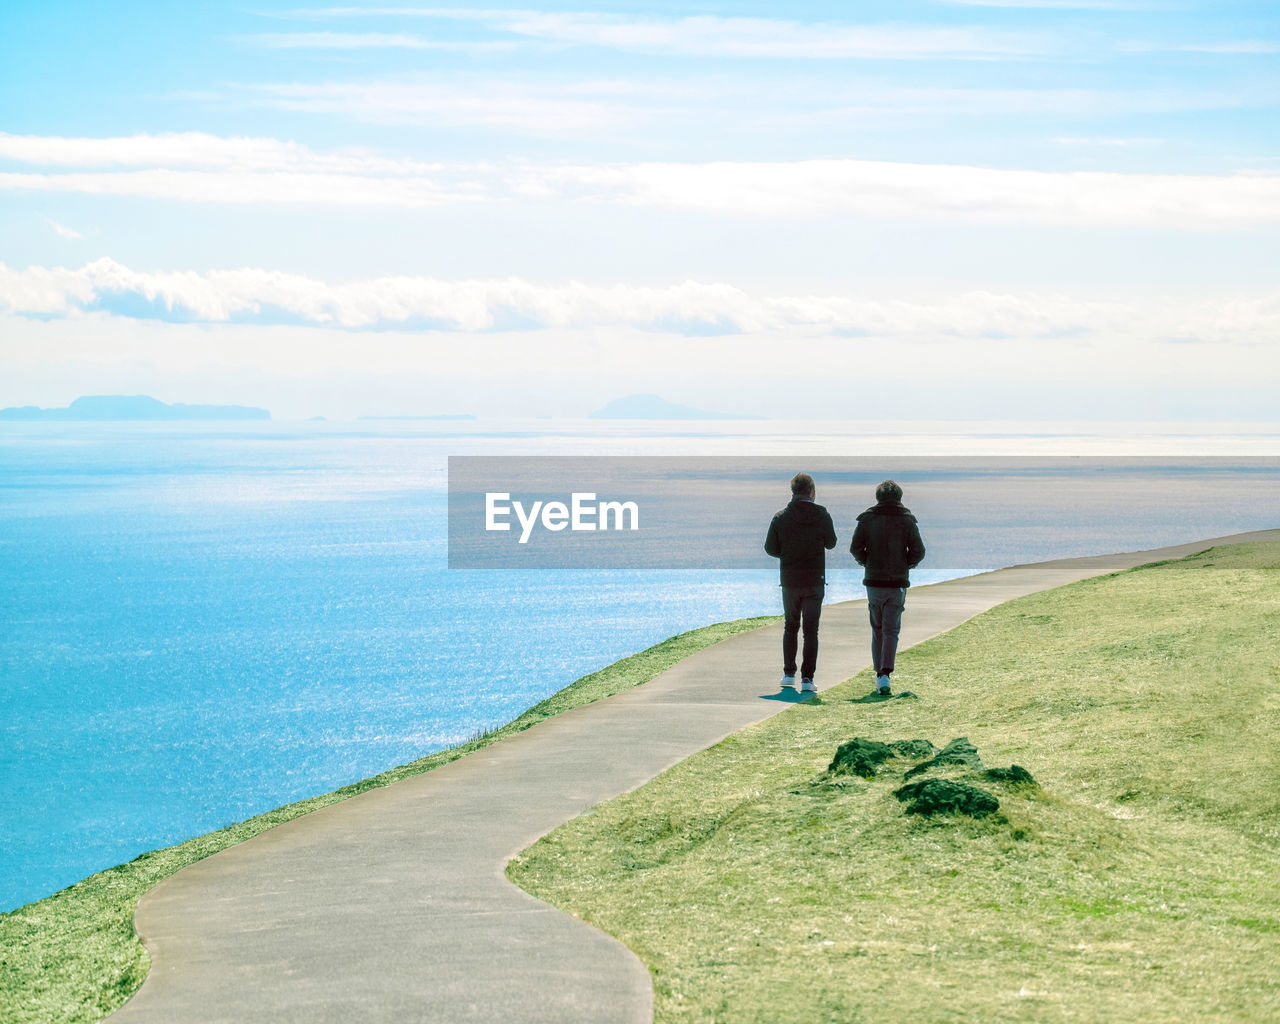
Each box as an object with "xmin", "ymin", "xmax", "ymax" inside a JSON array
[
  {"xmin": 850, "ymin": 518, "xmax": 867, "ymax": 565},
  {"xmin": 764, "ymin": 515, "xmax": 780, "ymax": 558},
  {"xmin": 823, "ymin": 509, "xmax": 837, "ymax": 551},
  {"xmin": 906, "ymin": 521, "xmax": 926, "ymax": 569}
]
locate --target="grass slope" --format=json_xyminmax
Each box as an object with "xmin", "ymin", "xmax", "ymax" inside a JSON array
[
  {"xmin": 0, "ymin": 616, "xmax": 776, "ymax": 1024},
  {"xmin": 509, "ymin": 544, "xmax": 1280, "ymax": 1024}
]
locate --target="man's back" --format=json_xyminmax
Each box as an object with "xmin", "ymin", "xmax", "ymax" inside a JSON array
[
  {"xmin": 765, "ymin": 497, "xmax": 837, "ymax": 587},
  {"xmin": 850, "ymin": 500, "xmax": 925, "ymax": 588}
]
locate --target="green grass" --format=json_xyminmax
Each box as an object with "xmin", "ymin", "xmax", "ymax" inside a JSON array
[
  {"xmin": 509, "ymin": 543, "xmax": 1280, "ymax": 1024},
  {"xmin": 0, "ymin": 615, "xmax": 777, "ymax": 1024}
]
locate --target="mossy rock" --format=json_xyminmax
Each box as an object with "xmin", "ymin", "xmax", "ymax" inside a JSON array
[
  {"xmin": 903, "ymin": 737, "xmax": 985, "ymax": 779},
  {"xmin": 893, "ymin": 778, "xmax": 1000, "ymax": 818},
  {"xmin": 828, "ymin": 738, "xmax": 893, "ymax": 778},
  {"xmin": 887, "ymin": 739, "xmax": 937, "ymax": 761},
  {"xmin": 828, "ymin": 738, "xmax": 937, "ymax": 778},
  {"xmin": 983, "ymin": 765, "xmax": 1037, "ymax": 787}
]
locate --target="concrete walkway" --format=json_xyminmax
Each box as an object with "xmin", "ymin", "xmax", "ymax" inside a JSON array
[{"xmin": 110, "ymin": 530, "xmax": 1279, "ymax": 1023}]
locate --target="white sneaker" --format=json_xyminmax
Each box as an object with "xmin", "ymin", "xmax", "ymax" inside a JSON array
[
  {"xmin": 876, "ymin": 674, "xmax": 891, "ymax": 695},
  {"xmin": 801, "ymin": 678, "xmax": 817, "ymax": 693},
  {"xmin": 780, "ymin": 675, "xmax": 797, "ymax": 689}
]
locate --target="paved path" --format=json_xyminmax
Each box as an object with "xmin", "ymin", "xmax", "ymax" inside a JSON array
[{"xmin": 110, "ymin": 530, "xmax": 1280, "ymax": 1023}]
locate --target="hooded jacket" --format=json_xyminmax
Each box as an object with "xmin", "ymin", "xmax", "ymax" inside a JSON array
[
  {"xmin": 764, "ymin": 496, "xmax": 837, "ymax": 588},
  {"xmin": 850, "ymin": 500, "xmax": 926, "ymax": 588}
]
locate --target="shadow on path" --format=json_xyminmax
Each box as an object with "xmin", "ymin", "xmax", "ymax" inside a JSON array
[{"xmin": 758, "ymin": 690, "xmax": 818, "ymax": 703}]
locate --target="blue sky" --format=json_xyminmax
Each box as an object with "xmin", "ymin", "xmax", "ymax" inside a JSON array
[{"xmin": 2, "ymin": 1, "xmax": 1277, "ymax": 419}]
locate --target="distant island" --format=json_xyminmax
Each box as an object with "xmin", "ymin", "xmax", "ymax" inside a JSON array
[
  {"xmin": 0, "ymin": 395, "xmax": 271, "ymax": 421},
  {"xmin": 588, "ymin": 393, "xmax": 764, "ymax": 421},
  {"xmin": 357, "ymin": 414, "xmax": 477, "ymax": 421}
]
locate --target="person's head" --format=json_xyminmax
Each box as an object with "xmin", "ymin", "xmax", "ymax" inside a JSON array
[
  {"xmin": 791, "ymin": 472, "xmax": 816, "ymax": 499},
  {"xmin": 875, "ymin": 479, "xmax": 903, "ymax": 503}
]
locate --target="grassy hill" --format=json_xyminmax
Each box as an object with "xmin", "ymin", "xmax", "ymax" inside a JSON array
[{"xmin": 508, "ymin": 543, "xmax": 1280, "ymax": 1023}]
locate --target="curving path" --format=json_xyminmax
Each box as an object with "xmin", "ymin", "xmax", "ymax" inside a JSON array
[{"xmin": 109, "ymin": 530, "xmax": 1280, "ymax": 1023}]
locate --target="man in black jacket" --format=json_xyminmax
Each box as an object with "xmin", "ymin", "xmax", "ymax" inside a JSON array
[
  {"xmin": 850, "ymin": 479, "xmax": 926, "ymax": 696},
  {"xmin": 764, "ymin": 473, "xmax": 837, "ymax": 694}
]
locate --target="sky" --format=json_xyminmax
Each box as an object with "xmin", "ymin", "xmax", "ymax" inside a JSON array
[{"xmin": 1, "ymin": 0, "xmax": 1277, "ymax": 420}]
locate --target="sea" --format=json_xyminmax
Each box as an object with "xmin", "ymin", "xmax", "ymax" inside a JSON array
[{"xmin": 2, "ymin": 418, "xmax": 1279, "ymax": 912}]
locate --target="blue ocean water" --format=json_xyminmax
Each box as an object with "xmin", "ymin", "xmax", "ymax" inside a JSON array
[{"xmin": 2, "ymin": 421, "xmax": 1278, "ymax": 912}]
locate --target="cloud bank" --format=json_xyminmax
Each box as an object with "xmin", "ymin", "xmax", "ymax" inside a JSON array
[
  {"xmin": 4, "ymin": 132, "xmax": 1280, "ymax": 224},
  {"xmin": 3, "ymin": 258, "xmax": 1276, "ymax": 345}
]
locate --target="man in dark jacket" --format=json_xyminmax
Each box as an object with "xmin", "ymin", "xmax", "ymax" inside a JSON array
[
  {"xmin": 850, "ymin": 479, "xmax": 926, "ymax": 696},
  {"xmin": 764, "ymin": 473, "xmax": 837, "ymax": 694}
]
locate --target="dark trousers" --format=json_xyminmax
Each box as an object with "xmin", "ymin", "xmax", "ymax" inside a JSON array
[
  {"xmin": 782, "ymin": 584, "xmax": 824, "ymax": 680},
  {"xmin": 866, "ymin": 586, "xmax": 906, "ymax": 676}
]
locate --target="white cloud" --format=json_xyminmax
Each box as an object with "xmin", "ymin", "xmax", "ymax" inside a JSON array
[
  {"xmin": 224, "ymin": 74, "xmax": 1264, "ymax": 140},
  {"xmin": 245, "ymin": 79, "xmax": 628, "ymax": 135},
  {"xmin": 248, "ymin": 30, "xmax": 446, "ymax": 48},
  {"xmin": 0, "ymin": 130, "xmax": 441, "ymax": 175},
  {"xmin": 6, "ymin": 133, "xmax": 1280, "ymax": 224},
  {"xmin": 820, "ymin": 84, "xmax": 1242, "ymax": 119},
  {"xmin": 1174, "ymin": 41, "xmax": 1280, "ymax": 55},
  {"xmin": 3, "ymin": 258, "xmax": 1278, "ymax": 349},
  {"xmin": 0, "ymin": 131, "xmax": 471, "ymax": 206},
  {"xmin": 0, "ymin": 169, "xmax": 475, "ymax": 208},
  {"xmin": 0, "ymin": 263, "xmax": 100, "ymax": 314},
  {"xmin": 939, "ymin": 0, "xmax": 1152, "ymax": 8},
  {"xmin": 45, "ymin": 218, "xmax": 84, "ymax": 240},
  {"xmin": 1052, "ymin": 136, "xmax": 1160, "ymax": 147},
  {"xmin": 486, "ymin": 12, "xmax": 1043, "ymax": 60},
  {"xmin": 535, "ymin": 159, "xmax": 1280, "ymax": 224},
  {"xmin": 263, "ymin": 9, "xmax": 1045, "ymax": 60},
  {"xmin": 244, "ymin": 31, "xmax": 517, "ymax": 52},
  {"xmin": 1119, "ymin": 38, "xmax": 1280, "ymax": 55}
]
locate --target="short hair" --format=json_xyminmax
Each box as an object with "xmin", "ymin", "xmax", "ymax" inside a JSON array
[
  {"xmin": 791, "ymin": 472, "xmax": 816, "ymax": 496},
  {"xmin": 875, "ymin": 479, "xmax": 903, "ymax": 502}
]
